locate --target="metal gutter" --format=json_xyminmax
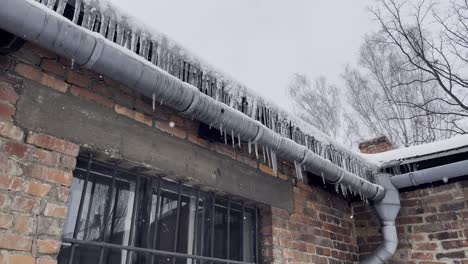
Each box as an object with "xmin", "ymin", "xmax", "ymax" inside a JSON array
[
  {"xmin": 0, "ymin": 0, "xmax": 385, "ymax": 201},
  {"xmin": 391, "ymin": 159, "xmax": 468, "ymax": 189}
]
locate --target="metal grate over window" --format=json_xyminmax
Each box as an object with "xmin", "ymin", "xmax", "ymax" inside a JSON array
[{"xmin": 58, "ymin": 155, "xmax": 260, "ymax": 264}]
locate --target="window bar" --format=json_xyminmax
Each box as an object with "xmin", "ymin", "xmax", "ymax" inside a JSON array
[
  {"xmin": 73, "ymin": 155, "xmax": 93, "ymax": 238},
  {"xmin": 98, "ymin": 166, "xmax": 118, "ymax": 264},
  {"xmin": 145, "ymin": 177, "xmax": 153, "ymax": 247},
  {"xmin": 126, "ymin": 173, "xmax": 141, "ymax": 264},
  {"xmin": 227, "ymin": 196, "xmax": 231, "ymax": 262},
  {"xmin": 193, "ymin": 189, "xmax": 200, "ymax": 258},
  {"xmin": 240, "ymin": 202, "xmax": 245, "ymax": 262},
  {"xmin": 210, "ymin": 193, "xmax": 216, "ymax": 262},
  {"xmin": 83, "ymin": 175, "xmax": 97, "ymax": 240},
  {"xmin": 67, "ymin": 244, "xmax": 77, "ymax": 264},
  {"xmin": 254, "ymin": 208, "xmax": 259, "ymax": 264},
  {"xmin": 150, "ymin": 177, "xmax": 162, "ymax": 264},
  {"xmin": 199, "ymin": 193, "xmax": 206, "ymax": 264},
  {"xmin": 172, "ymin": 182, "xmax": 183, "ymax": 264},
  {"xmin": 105, "ymin": 184, "xmax": 121, "ymax": 264}
]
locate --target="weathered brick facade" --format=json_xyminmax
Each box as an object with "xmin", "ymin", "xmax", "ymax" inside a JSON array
[
  {"xmin": 1, "ymin": 41, "xmax": 467, "ymax": 264},
  {"xmin": 354, "ymin": 181, "xmax": 468, "ymax": 263},
  {"xmin": 261, "ymin": 182, "xmax": 358, "ymax": 264}
]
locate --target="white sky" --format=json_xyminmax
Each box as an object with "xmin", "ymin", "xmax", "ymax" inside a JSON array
[{"xmin": 110, "ymin": 0, "xmax": 378, "ymax": 110}]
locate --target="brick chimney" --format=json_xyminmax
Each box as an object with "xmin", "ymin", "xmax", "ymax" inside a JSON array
[{"xmin": 359, "ymin": 136, "xmax": 393, "ymax": 154}]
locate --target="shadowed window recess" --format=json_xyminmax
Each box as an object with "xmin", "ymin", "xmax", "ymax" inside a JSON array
[{"xmin": 58, "ymin": 155, "xmax": 259, "ymax": 264}]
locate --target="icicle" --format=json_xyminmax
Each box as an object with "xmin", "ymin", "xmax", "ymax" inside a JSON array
[
  {"xmin": 294, "ymin": 161, "xmax": 303, "ymax": 181},
  {"xmin": 130, "ymin": 32, "xmax": 138, "ymax": 52},
  {"xmin": 99, "ymin": 14, "xmax": 109, "ymax": 37},
  {"xmin": 321, "ymin": 172, "xmax": 326, "ymax": 185},
  {"xmin": 237, "ymin": 133, "xmax": 241, "ymax": 148},
  {"xmin": 266, "ymin": 146, "xmax": 271, "ymax": 168},
  {"xmin": 72, "ymin": 0, "xmax": 82, "ymax": 24},
  {"xmin": 255, "ymin": 142, "xmax": 259, "ymax": 160},
  {"xmin": 160, "ymin": 99, "xmax": 164, "ymax": 105},
  {"xmin": 224, "ymin": 129, "xmax": 228, "ymax": 145},
  {"xmin": 71, "ymin": 58, "xmax": 75, "ymax": 69},
  {"xmin": 231, "ymin": 130, "xmax": 235, "ymax": 148},
  {"xmin": 248, "ymin": 141, "xmax": 252, "ymax": 154},
  {"xmin": 82, "ymin": 5, "xmax": 91, "ymax": 29},
  {"xmin": 152, "ymin": 93, "xmax": 155, "ymax": 111},
  {"xmin": 107, "ymin": 19, "xmax": 116, "ymax": 41},
  {"xmin": 271, "ymin": 151, "xmax": 278, "ymax": 175},
  {"xmin": 47, "ymin": 0, "xmax": 56, "ymax": 8},
  {"xmin": 335, "ymin": 184, "xmax": 339, "ymax": 193},
  {"xmin": 220, "ymin": 124, "xmax": 223, "ymax": 136},
  {"xmin": 56, "ymin": 0, "xmax": 67, "ymax": 15},
  {"xmin": 116, "ymin": 23, "xmax": 124, "ymax": 45},
  {"xmin": 262, "ymin": 145, "xmax": 266, "ymax": 163}
]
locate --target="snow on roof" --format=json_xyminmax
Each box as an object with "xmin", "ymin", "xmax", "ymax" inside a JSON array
[{"xmin": 361, "ymin": 134, "xmax": 468, "ymax": 166}]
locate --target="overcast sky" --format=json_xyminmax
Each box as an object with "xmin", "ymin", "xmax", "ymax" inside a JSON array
[{"xmin": 110, "ymin": 0, "xmax": 378, "ymax": 110}]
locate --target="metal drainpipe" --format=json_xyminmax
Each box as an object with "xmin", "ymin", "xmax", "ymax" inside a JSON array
[
  {"xmin": 362, "ymin": 173, "xmax": 400, "ymax": 264},
  {"xmin": 0, "ymin": 0, "xmax": 386, "ymax": 201}
]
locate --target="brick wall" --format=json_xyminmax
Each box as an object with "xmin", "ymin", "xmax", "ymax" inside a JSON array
[
  {"xmin": 354, "ymin": 180, "xmax": 468, "ymax": 263},
  {"xmin": 261, "ymin": 182, "xmax": 358, "ymax": 264},
  {"xmin": 0, "ymin": 76, "xmax": 78, "ymax": 263},
  {"xmin": 0, "ymin": 41, "xmax": 365, "ymax": 263}
]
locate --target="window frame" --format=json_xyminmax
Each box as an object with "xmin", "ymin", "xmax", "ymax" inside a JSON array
[{"xmin": 59, "ymin": 155, "xmax": 260, "ymax": 264}]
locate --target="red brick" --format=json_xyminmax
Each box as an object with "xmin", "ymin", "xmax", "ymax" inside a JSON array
[
  {"xmin": 0, "ymin": 84, "xmax": 18, "ymax": 104},
  {"xmin": 0, "ymin": 193, "xmax": 8, "ymax": 209},
  {"xmin": 259, "ymin": 163, "xmax": 276, "ymax": 176},
  {"xmin": 56, "ymin": 186, "xmax": 70, "ymax": 203},
  {"xmin": 411, "ymin": 252, "xmax": 434, "ymax": 260},
  {"xmin": 0, "ymin": 121, "xmax": 24, "ymax": 140},
  {"xmin": 0, "ymin": 102, "xmax": 15, "ymax": 121},
  {"xmin": 441, "ymin": 240, "xmax": 468, "ymax": 249},
  {"xmin": 37, "ymin": 239, "xmax": 61, "ymax": 254},
  {"xmin": 15, "ymin": 63, "xmax": 68, "ymax": 93},
  {"xmin": 67, "ymin": 70, "xmax": 92, "ymax": 87},
  {"xmin": 115, "ymin": 104, "xmax": 152, "ymax": 126},
  {"xmin": 0, "ymin": 55, "xmax": 11, "ymax": 70},
  {"xmin": 26, "ymin": 181, "xmax": 51, "ymax": 197},
  {"xmin": 40, "ymin": 59, "xmax": 66, "ymax": 77},
  {"xmin": 213, "ymin": 144, "xmax": 236, "ymax": 159},
  {"xmin": 43, "ymin": 203, "xmax": 67, "ymax": 218},
  {"xmin": 34, "ymin": 149, "xmax": 60, "ymax": 166},
  {"xmin": 37, "ymin": 257, "xmax": 57, "ymax": 264},
  {"xmin": 414, "ymin": 242, "xmax": 439, "ymax": 251},
  {"xmin": 60, "ymin": 155, "xmax": 76, "ymax": 169},
  {"xmin": 27, "ymin": 132, "xmax": 79, "ymax": 156},
  {"xmin": 0, "ymin": 233, "xmax": 32, "ymax": 251},
  {"xmin": 0, "ymin": 153, "xmax": 22, "ymax": 175},
  {"xmin": 3, "ymin": 141, "xmax": 28, "ymax": 157},
  {"xmin": 23, "ymin": 164, "xmax": 73, "ymax": 186},
  {"xmin": 8, "ymin": 255, "xmax": 35, "ymax": 264},
  {"xmin": 155, "ymin": 120, "xmax": 186, "ymax": 138},
  {"xmin": 0, "ymin": 213, "xmax": 13, "ymax": 229},
  {"xmin": 70, "ymin": 85, "xmax": 113, "ymax": 108},
  {"xmin": 0, "ymin": 176, "xmax": 24, "ymax": 191},
  {"xmin": 13, "ymin": 215, "xmax": 35, "ymax": 235},
  {"xmin": 11, "ymin": 196, "xmax": 39, "ymax": 213}
]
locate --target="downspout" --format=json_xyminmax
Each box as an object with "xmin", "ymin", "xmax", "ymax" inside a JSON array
[
  {"xmin": 362, "ymin": 174, "xmax": 400, "ymax": 264},
  {"xmin": 0, "ymin": 0, "xmax": 385, "ymax": 201},
  {"xmin": 364, "ymin": 160, "xmax": 468, "ymax": 263}
]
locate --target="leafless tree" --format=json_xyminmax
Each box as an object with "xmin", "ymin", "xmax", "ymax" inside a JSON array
[
  {"xmin": 344, "ymin": 34, "xmax": 460, "ymax": 147},
  {"xmin": 370, "ymin": 0, "xmax": 468, "ymax": 132},
  {"xmin": 287, "ymin": 74, "xmax": 342, "ymax": 139}
]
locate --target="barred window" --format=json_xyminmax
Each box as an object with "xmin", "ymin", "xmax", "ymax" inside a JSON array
[{"xmin": 58, "ymin": 156, "xmax": 259, "ymax": 264}]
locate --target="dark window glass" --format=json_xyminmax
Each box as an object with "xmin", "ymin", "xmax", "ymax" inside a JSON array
[{"xmin": 58, "ymin": 156, "xmax": 259, "ymax": 264}]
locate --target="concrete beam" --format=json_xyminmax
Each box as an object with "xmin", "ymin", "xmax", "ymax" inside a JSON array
[{"xmin": 15, "ymin": 80, "xmax": 294, "ymax": 212}]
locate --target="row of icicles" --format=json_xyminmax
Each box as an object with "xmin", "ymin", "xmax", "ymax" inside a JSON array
[{"xmin": 38, "ymin": 0, "xmax": 375, "ymax": 201}]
